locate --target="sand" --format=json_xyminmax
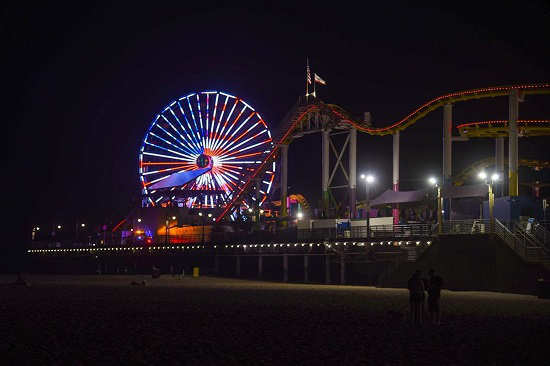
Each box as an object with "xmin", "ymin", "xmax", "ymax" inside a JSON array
[{"xmin": 2, "ymin": 275, "xmax": 550, "ymax": 365}]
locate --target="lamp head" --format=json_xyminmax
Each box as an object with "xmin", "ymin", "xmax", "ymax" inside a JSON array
[
  {"xmin": 428, "ymin": 177, "xmax": 437, "ymax": 186},
  {"xmin": 491, "ymin": 173, "xmax": 499, "ymax": 182},
  {"xmin": 478, "ymin": 171, "xmax": 487, "ymax": 180}
]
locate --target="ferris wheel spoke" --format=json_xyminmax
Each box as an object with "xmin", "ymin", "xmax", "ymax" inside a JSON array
[
  {"xmin": 177, "ymin": 100, "xmax": 203, "ymax": 151},
  {"xmin": 213, "ymin": 112, "xmax": 257, "ymax": 154},
  {"xmin": 165, "ymin": 108, "xmax": 202, "ymax": 154},
  {"xmin": 144, "ymin": 140, "xmax": 196, "ymax": 160},
  {"xmin": 218, "ymin": 169, "xmax": 241, "ymax": 184},
  {"xmin": 214, "ymin": 105, "xmax": 248, "ymax": 152},
  {"xmin": 141, "ymin": 164, "xmax": 192, "ymax": 176},
  {"xmin": 212, "ymin": 95, "xmax": 229, "ymax": 146},
  {"xmin": 219, "ymin": 151, "xmax": 264, "ymax": 162},
  {"xmin": 153, "ymin": 123, "xmax": 197, "ymax": 156},
  {"xmin": 141, "ymin": 162, "xmax": 191, "ymax": 166},
  {"xmin": 142, "ymin": 151, "xmax": 190, "ymax": 161},
  {"xmin": 214, "ymin": 116, "xmax": 260, "ymax": 155},
  {"xmin": 204, "ymin": 93, "xmax": 211, "ymax": 150},
  {"xmin": 206, "ymin": 93, "xmax": 219, "ymax": 151},
  {"xmin": 195, "ymin": 94, "xmax": 206, "ymax": 145},
  {"xmin": 160, "ymin": 114, "xmax": 194, "ymax": 152},
  {"xmin": 211, "ymin": 105, "xmax": 246, "ymax": 152},
  {"xmin": 186, "ymin": 96, "xmax": 203, "ymax": 148},
  {"xmin": 216, "ymin": 171, "xmax": 241, "ymax": 185},
  {"xmin": 144, "ymin": 173, "xmax": 173, "ymax": 186},
  {"xmin": 211, "ymin": 93, "xmax": 220, "ymax": 140},
  {"xmin": 159, "ymin": 119, "xmax": 198, "ymax": 155},
  {"xmin": 148, "ymin": 131, "xmax": 191, "ymax": 156},
  {"xmin": 213, "ymin": 98, "xmax": 239, "ymax": 152},
  {"xmin": 220, "ymin": 131, "xmax": 270, "ymax": 156}
]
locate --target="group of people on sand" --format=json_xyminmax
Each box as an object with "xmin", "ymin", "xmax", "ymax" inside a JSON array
[{"xmin": 408, "ymin": 269, "xmax": 443, "ymax": 325}]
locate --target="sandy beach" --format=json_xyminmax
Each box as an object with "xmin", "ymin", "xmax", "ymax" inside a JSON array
[{"xmin": 2, "ymin": 275, "xmax": 549, "ymax": 364}]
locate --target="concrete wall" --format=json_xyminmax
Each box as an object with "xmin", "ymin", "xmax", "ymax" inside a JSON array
[{"xmin": 380, "ymin": 234, "xmax": 548, "ymax": 294}]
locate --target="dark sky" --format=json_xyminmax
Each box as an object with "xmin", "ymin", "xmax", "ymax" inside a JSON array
[{"xmin": 5, "ymin": 1, "xmax": 550, "ymax": 244}]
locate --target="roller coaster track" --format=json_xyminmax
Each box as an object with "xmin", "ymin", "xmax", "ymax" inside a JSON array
[
  {"xmin": 216, "ymin": 83, "xmax": 550, "ymax": 222},
  {"xmin": 457, "ymin": 120, "xmax": 550, "ymax": 138},
  {"xmin": 453, "ymin": 157, "xmax": 550, "ymax": 186}
]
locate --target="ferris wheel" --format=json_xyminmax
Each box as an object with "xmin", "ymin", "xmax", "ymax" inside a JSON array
[{"xmin": 139, "ymin": 91, "xmax": 276, "ymax": 218}]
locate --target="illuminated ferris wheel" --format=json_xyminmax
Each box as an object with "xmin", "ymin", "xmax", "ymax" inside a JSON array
[{"xmin": 139, "ymin": 91, "xmax": 276, "ymax": 217}]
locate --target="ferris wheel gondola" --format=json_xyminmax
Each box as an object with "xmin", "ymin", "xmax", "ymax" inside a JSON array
[{"xmin": 139, "ymin": 91, "xmax": 276, "ymax": 219}]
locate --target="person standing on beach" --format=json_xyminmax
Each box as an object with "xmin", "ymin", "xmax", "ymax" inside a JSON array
[
  {"xmin": 427, "ymin": 269, "xmax": 443, "ymax": 325},
  {"xmin": 408, "ymin": 270, "xmax": 425, "ymax": 324}
]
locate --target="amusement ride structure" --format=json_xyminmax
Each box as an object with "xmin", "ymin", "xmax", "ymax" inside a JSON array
[
  {"xmin": 214, "ymin": 83, "xmax": 550, "ymax": 223},
  {"xmin": 131, "ymin": 83, "xmax": 550, "ymax": 229},
  {"xmin": 139, "ymin": 91, "xmax": 276, "ymax": 220}
]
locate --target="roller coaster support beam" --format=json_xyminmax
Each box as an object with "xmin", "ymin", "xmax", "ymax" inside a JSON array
[
  {"xmin": 443, "ymin": 103, "xmax": 453, "ymax": 220},
  {"xmin": 322, "ymin": 129, "xmax": 330, "ymax": 216},
  {"xmin": 280, "ymin": 144, "xmax": 289, "ymax": 218},
  {"xmin": 392, "ymin": 131, "xmax": 400, "ymax": 225},
  {"xmin": 509, "ymin": 89, "xmax": 519, "ymax": 196},
  {"xmin": 349, "ymin": 127, "xmax": 357, "ymax": 218},
  {"xmin": 495, "ymin": 137, "xmax": 504, "ymax": 196}
]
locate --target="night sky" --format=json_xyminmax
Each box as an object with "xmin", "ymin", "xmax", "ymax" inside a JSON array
[{"xmin": 5, "ymin": 2, "xmax": 550, "ymax": 246}]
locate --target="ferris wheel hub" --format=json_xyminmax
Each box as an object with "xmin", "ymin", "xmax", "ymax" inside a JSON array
[{"xmin": 196, "ymin": 154, "xmax": 211, "ymax": 168}]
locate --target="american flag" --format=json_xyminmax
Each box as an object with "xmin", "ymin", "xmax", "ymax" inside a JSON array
[{"xmin": 314, "ymin": 73, "xmax": 326, "ymax": 85}]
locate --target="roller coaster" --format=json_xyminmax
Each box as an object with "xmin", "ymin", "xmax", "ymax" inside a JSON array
[
  {"xmin": 457, "ymin": 120, "xmax": 550, "ymax": 138},
  {"xmin": 453, "ymin": 158, "xmax": 550, "ymax": 187},
  {"xmin": 217, "ymin": 83, "xmax": 550, "ymax": 222}
]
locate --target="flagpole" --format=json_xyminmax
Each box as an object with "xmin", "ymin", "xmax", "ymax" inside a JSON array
[{"xmin": 306, "ymin": 58, "xmax": 309, "ymax": 101}]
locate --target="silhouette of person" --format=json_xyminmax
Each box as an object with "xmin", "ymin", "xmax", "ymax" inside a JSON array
[
  {"xmin": 408, "ymin": 270, "xmax": 425, "ymax": 324},
  {"xmin": 427, "ymin": 269, "xmax": 444, "ymax": 325}
]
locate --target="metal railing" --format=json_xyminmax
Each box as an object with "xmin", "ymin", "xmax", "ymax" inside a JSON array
[
  {"xmin": 531, "ymin": 221, "xmax": 550, "ymax": 249},
  {"xmin": 494, "ymin": 219, "xmax": 549, "ymax": 263},
  {"xmin": 439, "ymin": 219, "xmax": 490, "ymax": 235},
  {"xmin": 297, "ymin": 224, "xmax": 435, "ymax": 240}
]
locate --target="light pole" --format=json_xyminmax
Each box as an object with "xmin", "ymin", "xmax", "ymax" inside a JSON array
[
  {"xmin": 32, "ymin": 226, "xmax": 40, "ymax": 241},
  {"xmin": 429, "ymin": 177, "xmax": 442, "ymax": 234},
  {"xmin": 198, "ymin": 212, "xmax": 204, "ymax": 245},
  {"xmin": 478, "ymin": 171, "xmax": 499, "ymax": 233},
  {"xmin": 361, "ymin": 174, "xmax": 375, "ymax": 238},
  {"xmin": 165, "ymin": 216, "xmax": 169, "ymax": 245},
  {"xmin": 76, "ymin": 222, "xmax": 85, "ymax": 243}
]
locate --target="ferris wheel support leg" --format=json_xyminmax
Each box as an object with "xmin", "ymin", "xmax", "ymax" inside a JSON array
[
  {"xmin": 322, "ymin": 129, "xmax": 331, "ymax": 217},
  {"xmin": 495, "ymin": 137, "xmax": 505, "ymax": 196},
  {"xmin": 349, "ymin": 128, "xmax": 357, "ymax": 219},
  {"xmin": 508, "ymin": 89, "xmax": 519, "ymax": 197},
  {"xmin": 281, "ymin": 144, "xmax": 289, "ymax": 218},
  {"xmin": 392, "ymin": 131, "xmax": 400, "ymax": 225},
  {"xmin": 443, "ymin": 103, "xmax": 453, "ymax": 220}
]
